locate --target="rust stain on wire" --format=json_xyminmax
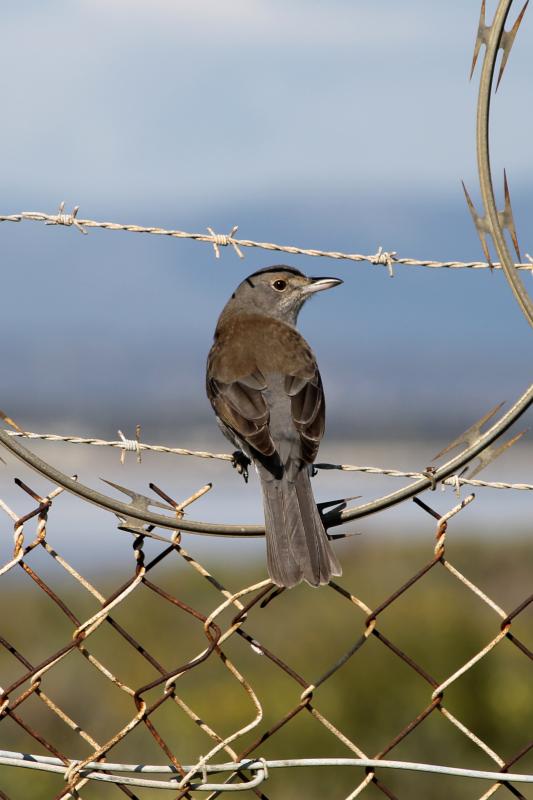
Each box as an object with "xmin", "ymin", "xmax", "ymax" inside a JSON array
[{"xmin": 2, "ymin": 476, "xmax": 529, "ymax": 798}]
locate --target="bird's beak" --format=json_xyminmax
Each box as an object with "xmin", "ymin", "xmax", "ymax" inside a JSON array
[{"xmin": 304, "ymin": 276, "xmax": 343, "ymax": 294}]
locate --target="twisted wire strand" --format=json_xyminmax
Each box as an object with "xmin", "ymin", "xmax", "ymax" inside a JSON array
[
  {"xmin": 3, "ymin": 429, "xmax": 531, "ymax": 491},
  {"xmin": 1, "ymin": 207, "xmax": 532, "ymax": 273},
  {"xmin": 1, "ymin": 752, "xmax": 533, "ymax": 789}
]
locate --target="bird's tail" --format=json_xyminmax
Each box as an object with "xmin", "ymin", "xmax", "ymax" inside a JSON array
[{"xmin": 260, "ymin": 467, "xmax": 342, "ymax": 588}]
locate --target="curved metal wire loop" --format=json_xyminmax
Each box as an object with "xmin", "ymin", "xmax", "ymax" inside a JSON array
[
  {"xmin": 0, "ymin": 383, "xmax": 531, "ymax": 534},
  {"xmin": 0, "ymin": 0, "xmax": 531, "ymax": 536},
  {"xmin": 476, "ymin": 0, "xmax": 533, "ymax": 325}
]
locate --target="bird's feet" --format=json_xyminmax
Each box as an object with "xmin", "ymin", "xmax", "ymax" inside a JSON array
[{"xmin": 232, "ymin": 450, "xmax": 251, "ymax": 483}]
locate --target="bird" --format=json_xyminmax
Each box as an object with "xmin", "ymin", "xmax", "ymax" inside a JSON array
[{"xmin": 206, "ymin": 265, "xmax": 343, "ymax": 588}]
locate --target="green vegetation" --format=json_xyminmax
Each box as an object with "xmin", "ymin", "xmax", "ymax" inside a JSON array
[{"xmin": 1, "ymin": 535, "xmax": 532, "ymax": 799}]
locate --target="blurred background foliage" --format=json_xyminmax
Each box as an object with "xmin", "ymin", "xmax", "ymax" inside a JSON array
[{"xmin": 1, "ymin": 531, "xmax": 532, "ymax": 799}]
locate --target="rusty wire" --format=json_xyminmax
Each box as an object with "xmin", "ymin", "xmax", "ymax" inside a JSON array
[{"xmin": 0, "ymin": 479, "xmax": 532, "ymax": 799}]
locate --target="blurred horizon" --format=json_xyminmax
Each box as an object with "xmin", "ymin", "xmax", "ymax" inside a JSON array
[
  {"xmin": 1, "ymin": 1, "xmax": 531, "ymax": 523},
  {"xmin": 2, "ymin": 183, "xmax": 532, "ymax": 441}
]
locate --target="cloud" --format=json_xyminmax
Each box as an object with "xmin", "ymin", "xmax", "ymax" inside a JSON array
[
  {"xmin": 2, "ymin": 1, "xmax": 526, "ymax": 66},
  {"xmin": 0, "ymin": 1, "xmax": 531, "ymax": 210},
  {"xmin": 80, "ymin": 0, "xmax": 436, "ymax": 49}
]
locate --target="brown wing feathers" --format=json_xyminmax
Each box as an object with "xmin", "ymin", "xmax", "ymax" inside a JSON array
[
  {"xmin": 207, "ymin": 314, "xmax": 325, "ymax": 470},
  {"xmin": 286, "ymin": 372, "xmax": 325, "ymax": 464}
]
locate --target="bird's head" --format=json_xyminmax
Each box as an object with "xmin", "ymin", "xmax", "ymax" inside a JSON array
[{"xmin": 223, "ymin": 265, "xmax": 343, "ymax": 325}]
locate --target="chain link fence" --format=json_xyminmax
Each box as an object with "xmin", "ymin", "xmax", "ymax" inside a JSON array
[
  {"xmin": 0, "ymin": 464, "xmax": 532, "ymax": 798},
  {"xmin": 1, "ymin": 472, "xmax": 532, "ymax": 799}
]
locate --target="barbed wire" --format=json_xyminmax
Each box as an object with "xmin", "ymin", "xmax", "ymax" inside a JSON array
[
  {"xmin": 1, "ymin": 203, "xmax": 532, "ymax": 276},
  {"xmin": 1, "ymin": 429, "xmax": 234, "ymax": 463},
  {"xmin": 3, "ymin": 428, "xmax": 532, "ymax": 492}
]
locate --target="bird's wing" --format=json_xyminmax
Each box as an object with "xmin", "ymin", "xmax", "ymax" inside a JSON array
[
  {"xmin": 206, "ymin": 369, "xmax": 277, "ymax": 458},
  {"xmin": 207, "ymin": 315, "xmax": 325, "ymax": 468},
  {"xmin": 285, "ymin": 366, "xmax": 325, "ymax": 464}
]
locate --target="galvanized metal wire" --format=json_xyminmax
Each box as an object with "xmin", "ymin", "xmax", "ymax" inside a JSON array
[
  {"xmin": 1, "ymin": 206, "xmax": 532, "ymax": 276},
  {"xmin": 2, "ymin": 428, "xmax": 532, "ymax": 492},
  {"xmin": 2, "ymin": 752, "xmax": 533, "ymax": 790}
]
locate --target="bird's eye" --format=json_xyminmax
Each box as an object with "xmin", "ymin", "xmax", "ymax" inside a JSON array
[{"xmin": 272, "ymin": 279, "xmax": 287, "ymax": 291}]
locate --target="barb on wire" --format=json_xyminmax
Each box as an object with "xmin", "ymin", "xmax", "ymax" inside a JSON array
[
  {"xmin": 462, "ymin": 172, "xmax": 521, "ymax": 269},
  {"xmin": 472, "ymin": 0, "xmax": 533, "ymax": 326},
  {"xmin": 370, "ymin": 246, "xmax": 396, "ymax": 277},
  {"xmin": 0, "ymin": 411, "xmax": 24, "ymax": 466},
  {"xmin": 316, "ymin": 464, "xmax": 533, "ymax": 492},
  {"xmin": 0, "ymin": 409, "xmax": 26, "ymax": 435},
  {"xmin": 470, "ymin": 0, "xmax": 529, "ymax": 89},
  {"xmin": 117, "ymin": 425, "xmax": 142, "ymax": 464},
  {"xmin": 465, "ymin": 428, "xmax": 527, "ymax": 479},
  {"xmin": 3, "ymin": 426, "xmax": 531, "ymax": 491},
  {"xmin": 100, "ymin": 477, "xmax": 176, "ymax": 536},
  {"xmin": 45, "ymin": 201, "xmax": 87, "ymax": 234},
  {"xmin": 206, "ymin": 225, "xmax": 243, "ymax": 259},
  {"xmin": 432, "ymin": 400, "xmax": 528, "ymax": 479},
  {"xmin": 0, "ymin": 380, "xmax": 531, "ymax": 536},
  {"xmin": 1, "ymin": 203, "xmax": 532, "ymax": 274},
  {"xmin": 2, "ymin": 427, "xmax": 234, "ymax": 463},
  {"xmin": 433, "ymin": 401, "xmax": 506, "ymax": 459}
]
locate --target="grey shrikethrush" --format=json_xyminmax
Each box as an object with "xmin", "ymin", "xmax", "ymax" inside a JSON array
[{"xmin": 206, "ymin": 265, "xmax": 343, "ymax": 588}]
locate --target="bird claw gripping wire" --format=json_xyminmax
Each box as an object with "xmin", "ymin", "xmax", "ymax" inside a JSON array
[{"xmin": 232, "ymin": 450, "xmax": 251, "ymax": 483}]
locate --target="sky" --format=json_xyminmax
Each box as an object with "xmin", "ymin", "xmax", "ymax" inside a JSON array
[{"xmin": 0, "ymin": 2, "xmax": 531, "ymax": 563}]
